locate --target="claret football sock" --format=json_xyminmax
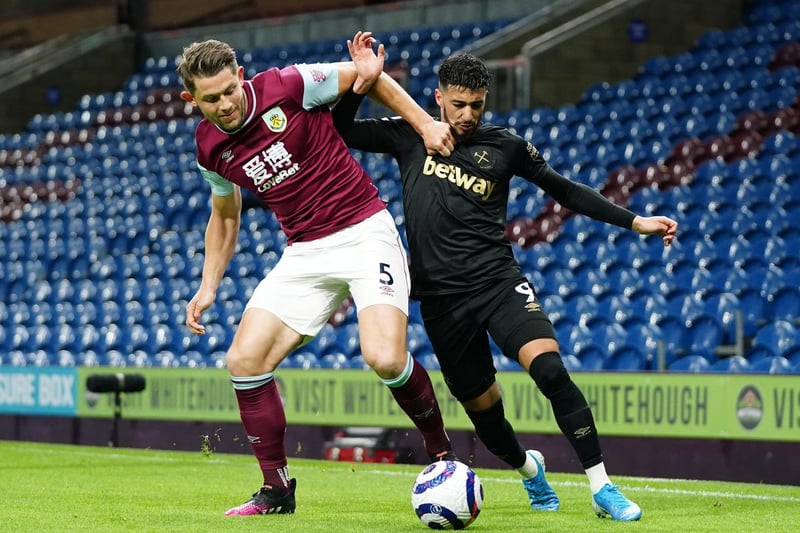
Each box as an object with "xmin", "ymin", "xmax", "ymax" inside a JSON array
[{"xmin": 383, "ymin": 354, "xmax": 451, "ymax": 456}]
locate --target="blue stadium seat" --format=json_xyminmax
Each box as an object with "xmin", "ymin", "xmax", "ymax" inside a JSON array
[
  {"xmin": 684, "ymin": 314, "xmax": 724, "ymax": 361},
  {"xmin": 651, "ymin": 315, "xmax": 686, "ymax": 366},
  {"xmin": 768, "ymin": 286, "xmax": 800, "ymax": 325},
  {"xmin": 749, "ymin": 356, "xmax": 793, "ymax": 374},
  {"xmin": 561, "ymin": 354, "xmax": 583, "ymax": 372},
  {"xmin": 607, "ymin": 345, "xmax": 647, "ymax": 371},
  {"xmin": 333, "ymin": 322, "xmax": 361, "ymax": 358},
  {"xmin": 701, "ymin": 292, "xmax": 741, "ymax": 344},
  {"xmin": 746, "ymin": 344, "xmax": 777, "ymax": 364},
  {"xmin": 286, "ymin": 351, "xmax": 321, "ymax": 369},
  {"xmin": 203, "ymin": 323, "xmax": 230, "ymax": 354},
  {"xmin": 56, "ymin": 349, "xmax": 76, "ymax": 367},
  {"xmin": 407, "ymin": 322, "xmax": 432, "ymax": 358},
  {"xmin": 750, "ymin": 320, "xmax": 798, "ymax": 359},
  {"xmin": 416, "ymin": 353, "xmax": 440, "ymax": 371},
  {"xmin": 150, "ymin": 351, "xmax": 179, "ymax": 367},
  {"xmin": 708, "ymin": 355, "xmax": 751, "ymax": 373},
  {"xmin": 302, "ymin": 324, "xmax": 338, "ymax": 357},
  {"xmin": 493, "ymin": 355, "xmax": 519, "ymax": 372},
  {"xmin": 732, "ymin": 284, "xmax": 768, "ymax": 338},
  {"xmin": 669, "ymin": 354, "xmax": 712, "ymax": 372},
  {"xmin": 575, "ymin": 345, "xmax": 606, "ymax": 371},
  {"xmin": 320, "ymin": 352, "xmax": 350, "ymax": 369}
]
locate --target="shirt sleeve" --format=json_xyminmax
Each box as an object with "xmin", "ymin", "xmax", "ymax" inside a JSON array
[
  {"xmin": 516, "ymin": 139, "xmax": 636, "ymax": 229},
  {"xmin": 332, "ymin": 88, "xmax": 364, "ymax": 135},
  {"xmin": 294, "ymin": 63, "xmax": 340, "ymax": 109},
  {"xmin": 198, "ymin": 162, "xmax": 235, "ymax": 196}
]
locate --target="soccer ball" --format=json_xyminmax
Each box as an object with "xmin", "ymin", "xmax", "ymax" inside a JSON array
[{"xmin": 411, "ymin": 460, "xmax": 483, "ymax": 530}]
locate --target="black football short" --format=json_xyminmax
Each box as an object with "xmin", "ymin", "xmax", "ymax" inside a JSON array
[{"xmin": 419, "ymin": 276, "xmax": 556, "ymax": 402}]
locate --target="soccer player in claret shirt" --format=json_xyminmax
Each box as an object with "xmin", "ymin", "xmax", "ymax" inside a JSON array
[
  {"xmin": 175, "ymin": 33, "xmax": 457, "ymax": 516},
  {"xmin": 333, "ymin": 33, "xmax": 679, "ymax": 521}
]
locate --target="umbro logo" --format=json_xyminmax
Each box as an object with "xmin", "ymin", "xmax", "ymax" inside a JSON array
[
  {"xmin": 414, "ymin": 408, "xmax": 435, "ymax": 420},
  {"xmin": 574, "ymin": 426, "xmax": 593, "ymax": 438},
  {"xmin": 222, "ymin": 149, "xmax": 234, "ymax": 162}
]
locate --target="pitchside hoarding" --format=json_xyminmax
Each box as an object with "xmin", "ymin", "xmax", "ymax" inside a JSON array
[{"xmin": 0, "ymin": 366, "xmax": 797, "ymax": 441}]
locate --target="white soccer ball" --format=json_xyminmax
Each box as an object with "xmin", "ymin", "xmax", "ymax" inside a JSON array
[{"xmin": 411, "ymin": 460, "xmax": 484, "ymax": 530}]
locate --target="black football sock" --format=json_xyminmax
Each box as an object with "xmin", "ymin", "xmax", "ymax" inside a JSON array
[
  {"xmin": 529, "ymin": 352, "xmax": 603, "ymax": 469},
  {"xmin": 466, "ymin": 399, "xmax": 527, "ymax": 468}
]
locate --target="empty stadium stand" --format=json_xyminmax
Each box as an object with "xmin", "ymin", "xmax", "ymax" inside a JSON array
[{"xmin": 0, "ymin": 0, "xmax": 798, "ymax": 373}]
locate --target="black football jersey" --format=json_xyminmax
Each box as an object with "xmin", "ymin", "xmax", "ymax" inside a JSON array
[{"xmin": 337, "ymin": 113, "xmax": 635, "ymax": 298}]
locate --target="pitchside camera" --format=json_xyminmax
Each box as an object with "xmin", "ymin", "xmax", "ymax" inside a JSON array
[
  {"xmin": 86, "ymin": 373, "xmax": 146, "ymax": 447},
  {"xmin": 87, "ymin": 373, "xmax": 146, "ymax": 394}
]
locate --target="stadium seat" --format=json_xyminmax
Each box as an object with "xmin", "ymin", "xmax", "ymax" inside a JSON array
[
  {"xmin": 302, "ymin": 324, "xmax": 338, "ymax": 356},
  {"xmin": 684, "ymin": 314, "xmax": 724, "ymax": 361},
  {"xmin": 561, "ymin": 354, "xmax": 583, "ymax": 372},
  {"xmin": 651, "ymin": 315, "xmax": 686, "ymax": 366},
  {"xmin": 768, "ymin": 286, "xmax": 800, "ymax": 324},
  {"xmin": 333, "ymin": 322, "xmax": 361, "ymax": 358},
  {"xmin": 492, "ymin": 354, "xmax": 519, "ymax": 372},
  {"xmin": 746, "ymin": 344, "xmax": 777, "ymax": 364},
  {"xmin": 708, "ymin": 355, "xmax": 751, "ymax": 373},
  {"xmin": 735, "ymin": 286, "xmax": 769, "ymax": 338},
  {"xmin": 749, "ymin": 356, "xmax": 793, "ymax": 374},
  {"xmin": 320, "ymin": 352, "xmax": 350, "ymax": 369},
  {"xmin": 416, "ymin": 353, "xmax": 441, "ymax": 371},
  {"xmin": 669, "ymin": 354, "xmax": 712, "ymax": 372},
  {"xmin": 607, "ymin": 345, "xmax": 647, "ymax": 371},
  {"xmin": 576, "ymin": 345, "xmax": 606, "ymax": 371},
  {"xmin": 407, "ymin": 322, "xmax": 432, "ymax": 358},
  {"xmin": 750, "ymin": 320, "xmax": 798, "ymax": 359},
  {"xmin": 287, "ymin": 351, "xmax": 321, "ymax": 369}
]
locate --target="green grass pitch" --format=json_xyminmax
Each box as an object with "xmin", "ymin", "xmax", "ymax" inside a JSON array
[{"xmin": 1, "ymin": 440, "xmax": 797, "ymax": 532}]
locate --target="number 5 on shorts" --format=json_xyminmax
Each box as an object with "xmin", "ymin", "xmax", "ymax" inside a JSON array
[{"xmin": 379, "ymin": 262, "xmax": 394, "ymax": 286}]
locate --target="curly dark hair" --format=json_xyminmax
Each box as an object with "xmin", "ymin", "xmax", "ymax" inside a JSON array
[
  {"xmin": 176, "ymin": 39, "xmax": 238, "ymax": 93},
  {"xmin": 437, "ymin": 53, "xmax": 492, "ymax": 91}
]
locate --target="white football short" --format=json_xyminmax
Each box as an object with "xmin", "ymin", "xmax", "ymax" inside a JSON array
[{"xmin": 245, "ymin": 209, "xmax": 410, "ymax": 337}]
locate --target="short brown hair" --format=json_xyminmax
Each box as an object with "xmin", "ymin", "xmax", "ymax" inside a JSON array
[{"xmin": 176, "ymin": 39, "xmax": 238, "ymax": 93}]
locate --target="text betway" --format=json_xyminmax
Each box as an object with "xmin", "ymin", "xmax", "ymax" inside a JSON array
[{"xmin": 423, "ymin": 156, "xmax": 496, "ymax": 200}]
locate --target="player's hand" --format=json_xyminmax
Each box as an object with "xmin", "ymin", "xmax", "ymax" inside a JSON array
[
  {"xmin": 631, "ymin": 215, "xmax": 678, "ymax": 247},
  {"xmin": 421, "ymin": 120, "xmax": 455, "ymax": 157},
  {"xmin": 347, "ymin": 31, "xmax": 384, "ymax": 95},
  {"xmin": 185, "ymin": 287, "xmax": 216, "ymax": 335}
]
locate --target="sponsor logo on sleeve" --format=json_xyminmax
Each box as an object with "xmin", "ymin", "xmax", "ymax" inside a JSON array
[{"xmin": 526, "ymin": 142, "xmax": 540, "ymax": 160}]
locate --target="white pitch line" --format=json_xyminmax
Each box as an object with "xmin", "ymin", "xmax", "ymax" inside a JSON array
[
  {"xmin": 6, "ymin": 445, "xmax": 800, "ymax": 503},
  {"xmin": 292, "ymin": 465, "xmax": 800, "ymax": 503}
]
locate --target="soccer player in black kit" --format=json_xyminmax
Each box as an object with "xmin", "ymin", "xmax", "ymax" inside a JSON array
[{"xmin": 334, "ymin": 33, "xmax": 678, "ymax": 521}]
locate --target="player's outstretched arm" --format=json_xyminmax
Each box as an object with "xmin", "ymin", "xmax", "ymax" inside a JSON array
[
  {"xmin": 343, "ymin": 30, "xmax": 453, "ymax": 156},
  {"xmin": 347, "ymin": 30, "xmax": 384, "ymax": 94},
  {"xmin": 185, "ymin": 189, "xmax": 242, "ymax": 335},
  {"xmin": 631, "ymin": 215, "xmax": 678, "ymax": 247}
]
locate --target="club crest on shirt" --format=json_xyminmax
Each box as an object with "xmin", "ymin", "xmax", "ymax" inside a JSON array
[
  {"xmin": 262, "ymin": 106, "xmax": 287, "ymax": 133},
  {"xmin": 473, "ymin": 149, "xmax": 493, "ymax": 170}
]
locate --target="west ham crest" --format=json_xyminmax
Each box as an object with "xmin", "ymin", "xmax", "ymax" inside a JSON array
[{"xmin": 473, "ymin": 149, "xmax": 493, "ymax": 170}]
